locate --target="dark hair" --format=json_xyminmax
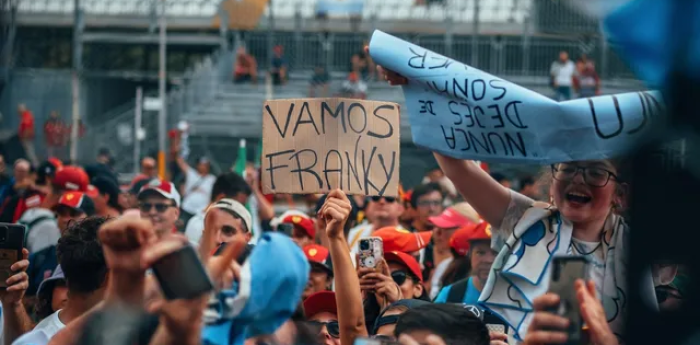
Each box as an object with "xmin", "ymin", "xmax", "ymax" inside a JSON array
[
  {"xmin": 211, "ymin": 172, "xmax": 252, "ymax": 203},
  {"xmin": 490, "ymin": 172, "xmax": 508, "ymax": 184},
  {"xmin": 440, "ymin": 250, "xmax": 471, "ymax": 288},
  {"xmin": 92, "ymin": 176, "xmax": 123, "ymax": 212},
  {"xmin": 395, "ymin": 304, "xmax": 490, "ymax": 345},
  {"xmin": 520, "ymin": 176, "xmax": 535, "ymax": 188},
  {"xmin": 35, "ymin": 280, "xmax": 66, "ymax": 321},
  {"xmin": 410, "ymin": 183, "xmax": 444, "ymax": 208},
  {"xmin": 57, "ymin": 217, "xmax": 109, "ymax": 294}
]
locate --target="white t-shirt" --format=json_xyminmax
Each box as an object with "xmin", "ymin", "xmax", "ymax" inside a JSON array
[
  {"xmin": 181, "ymin": 167, "xmax": 216, "ymax": 215},
  {"xmin": 430, "ymin": 257, "xmax": 453, "ymax": 300},
  {"xmin": 184, "ymin": 211, "xmax": 205, "ymax": 245},
  {"xmin": 12, "ymin": 310, "xmax": 65, "ymax": 345},
  {"xmin": 550, "ymin": 60, "xmax": 576, "ymax": 87}
]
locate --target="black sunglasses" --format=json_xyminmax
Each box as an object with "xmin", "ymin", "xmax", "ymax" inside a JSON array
[
  {"xmin": 391, "ymin": 270, "xmax": 408, "ymax": 285},
  {"xmin": 306, "ymin": 321, "xmax": 340, "ymax": 338},
  {"xmin": 139, "ymin": 202, "xmax": 174, "ymax": 213},
  {"xmin": 370, "ymin": 196, "xmax": 397, "ymax": 203}
]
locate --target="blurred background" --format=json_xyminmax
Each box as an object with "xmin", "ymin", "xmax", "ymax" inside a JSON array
[{"xmin": 0, "ymin": 0, "xmax": 650, "ymax": 186}]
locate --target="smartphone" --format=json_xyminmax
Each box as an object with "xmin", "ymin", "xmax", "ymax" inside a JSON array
[
  {"xmin": 354, "ymin": 337, "xmax": 400, "ymax": 345},
  {"xmin": 546, "ymin": 256, "xmax": 589, "ymax": 345},
  {"xmin": 358, "ymin": 237, "xmax": 383, "ymax": 269},
  {"xmin": 278, "ymin": 223, "xmax": 294, "ymax": 237},
  {"xmin": 483, "ymin": 309, "xmax": 509, "ymax": 337},
  {"xmin": 0, "ymin": 224, "xmax": 25, "ymax": 288},
  {"xmin": 152, "ymin": 245, "xmax": 214, "ymax": 300}
]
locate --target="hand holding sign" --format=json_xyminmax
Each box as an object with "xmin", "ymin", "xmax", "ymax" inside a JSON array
[
  {"xmin": 368, "ymin": 30, "xmax": 665, "ymax": 164},
  {"xmin": 262, "ymin": 98, "xmax": 400, "ymax": 196}
]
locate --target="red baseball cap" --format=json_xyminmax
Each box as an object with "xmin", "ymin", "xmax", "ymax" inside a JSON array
[
  {"xmin": 449, "ymin": 222, "xmax": 492, "ymax": 256},
  {"xmin": 384, "ymin": 251, "xmax": 423, "ymax": 282},
  {"xmin": 282, "ymin": 214, "xmax": 315, "ymax": 239},
  {"xmin": 303, "ymin": 291, "xmax": 337, "ymax": 317},
  {"xmin": 428, "ymin": 202, "xmax": 479, "ymax": 229},
  {"xmin": 303, "ymin": 244, "xmax": 333, "ymax": 276},
  {"xmin": 52, "ymin": 166, "xmax": 89, "ymax": 192},
  {"xmin": 138, "ymin": 179, "xmax": 181, "ymax": 207},
  {"xmin": 55, "ymin": 191, "xmax": 96, "ymax": 216},
  {"xmin": 372, "ymin": 227, "xmax": 432, "ymax": 253},
  {"xmin": 86, "ymin": 185, "xmax": 99, "ymax": 199}
]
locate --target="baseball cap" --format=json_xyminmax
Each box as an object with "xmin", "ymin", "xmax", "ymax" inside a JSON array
[
  {"xmin": 55, "ymin": 191, "xmax": 96, "ymax": 216},
  {"xmin": 303, "ymin": 244, "xmax": 333, "ymax": 277},
  {"xmin": 53, "ymin": 166, "xmax": 89, "ymax": 192},
  {"xmin": 282, "ymin": 214, "xmax": 315, "ymax": 239},
  {"xmin": 36, "ymin": 159, "xmax": 62, "ymax": 185},
  {"xmin": 138, "ymin": 179, "xmax": 181, "ymax": 207},
  {"xmin": 36, "ymin": 265, "xmax": 65, "ymax": 297},
  {"xmin": 372, "ymin": 227, "xmax": 432, "ymax": 253},
  {"xmin": 303, "ymin": 291, "xmax": 337, "ymax": 318},
  {"xmin": 130, "ymin": 177, "xmax": 153, "ymax": 196},
  {"xmin": 92, "ymin": 176, "xmax": 121, "ymax": 201},
  {"xmin": 449, "ymin": 222, "xmax": 492, "ymax": 256},
  {"xmin": 207, "ymin": 198, "xmax": 252, "ymax": 233},
  {"xmin": 429, "ymin": 202, "xmax": 480, "ymax": 229},
  {"xmin": 86, "ymin": 185, "xmax": 99, "ymax": 199},
  {"xmin": 385, "ymin": 251, "xmax": 423, "ymax": 282}
]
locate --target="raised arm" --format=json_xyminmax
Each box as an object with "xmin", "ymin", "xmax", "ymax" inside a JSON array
[
  {"xmin": 321, "ymin": 189, "xmax": 367, "ymax": 345},
  {"xmin": 1, "ymin": 249, "xmax": 34, "ymax": 345},
  {"xmin": 432, "ymin": 154, "xmax": 511, "ymax": 228}
]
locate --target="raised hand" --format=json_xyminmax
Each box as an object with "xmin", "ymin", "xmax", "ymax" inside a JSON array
[
  {"xmin": 576, "ymin": 279, "xmax": 618, "ymax": 345},
  {"xmin": 98, "ymin": 215, "xmax": 156, "ymax": 274},
  {"xmin": 363, "ymin": 46, "xmax": 408, "ymax": 86},
  {"xmin": 366, "ymin": 258, "xmax": 402, "ymax": 308},
  {"xmin": 0, "ymin": 248, "xmax": 29, "ymax": 306},
  {"xmin": 320, "ymin": 189, "xmax": 352, "ymax": 240}
]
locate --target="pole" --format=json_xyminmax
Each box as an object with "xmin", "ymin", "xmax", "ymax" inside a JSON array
[
  {"xmin": 70, "ymin": 0, "xmax": 83, "ymax": 164},
  {"xmin": 158, "ymin": 0, "xmax": 167, "ymax": 180},
  {"xmin": 134, "ymin": 87, "xmax": 143, "ymax": 174},
  {"xmin": 471, "ymin": 0, "xmax": 480, "ymax": 66}
]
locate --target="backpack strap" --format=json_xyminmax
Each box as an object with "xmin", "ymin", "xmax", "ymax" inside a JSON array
[
  {"xmin": 447, "ymin": 278, "xmax": 470, "ymax": 303},
  {"xmin": 19, "ymin": 215, "xmax": 55, "ymax": 246}
]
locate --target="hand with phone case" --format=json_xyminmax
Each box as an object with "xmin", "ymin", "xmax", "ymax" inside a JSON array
[{"xmin": 523, "ymin": 279, "xmax": 618, "ymax": 345}]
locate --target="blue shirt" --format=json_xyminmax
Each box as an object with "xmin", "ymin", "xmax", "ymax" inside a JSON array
[{"xmin": 434, "ymin": 277, "xmax": 481, "ymax": 304}]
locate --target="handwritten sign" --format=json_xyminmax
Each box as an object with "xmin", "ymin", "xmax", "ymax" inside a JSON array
[
  {"xmin": 262, "ymin": 98, "xmax": 400, "ymax": 197},
  {"xmin": 368, "ymin": 30, "xmax": 665, "ymax": 164}
]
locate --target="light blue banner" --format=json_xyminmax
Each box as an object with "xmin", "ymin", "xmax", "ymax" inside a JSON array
[{"xmin": 368, "ymin": 30, "xmax": 665, "ymax": 165}]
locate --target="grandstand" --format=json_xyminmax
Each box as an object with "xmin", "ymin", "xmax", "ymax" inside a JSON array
[{"xmin": 1, "ymin": 0, "xmax": 643, "ymax": 184}]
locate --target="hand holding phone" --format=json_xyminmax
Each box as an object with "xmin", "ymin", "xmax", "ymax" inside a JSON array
[
  {"xmin": 358, "ymin": 237, "xmax": 383, "ymax": 269},
  {"xmin": 151, "ymin": 244, "xmax": 214, "ymax": 300},
  {"xmin": 0, "ymin": 224, "xmax": 26, "ymax": 289}
]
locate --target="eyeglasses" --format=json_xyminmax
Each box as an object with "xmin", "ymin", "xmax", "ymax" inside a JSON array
[
  {"xmin": 551, "ymin": 164, "xmax": 618, "ymax": 188},
  {"xmin": 391, "ymin": 270, "xmax": 408, "ymax": 285},
  {"xmin": 370, "ymin": 196, "xmax": 397, "ymax": 203},
  {"xmin": 306, "ymin": 321, "xmax": 340, "ymax": 338},
  {"xmin": 139, "ymin": 202, "xmax": 174, "ymax": 213}
]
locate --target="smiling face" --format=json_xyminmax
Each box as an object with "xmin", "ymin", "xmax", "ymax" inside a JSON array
[{"xmin": 551, "ymin": 160, "xmax": 620, "ymax": 225}]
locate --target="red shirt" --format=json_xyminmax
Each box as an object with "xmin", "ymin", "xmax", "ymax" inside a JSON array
[
  {"xmin": 19, "ymin": 111, "xmax": 35, "ymax": 140},
  {"xmin": 44, "ymin": 119, "xmax": 66, "ymax": 146}
]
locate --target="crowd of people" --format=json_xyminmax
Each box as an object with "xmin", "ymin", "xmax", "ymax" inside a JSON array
[
  {"xmin": 0, "ymin": 59, "xmax": 686, "ymax": 345},
  {"xmin": 550, "ymin": 51, "xmax": 601, "ymax": 101}
]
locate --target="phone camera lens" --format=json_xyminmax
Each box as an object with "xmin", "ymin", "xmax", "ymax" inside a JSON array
[{"xmin": 360, "ymin": 241, "xmax": 369, "ymax": 250}]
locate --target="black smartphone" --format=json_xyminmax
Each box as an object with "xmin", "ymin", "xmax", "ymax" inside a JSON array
[
  {"xmin": 546, "ymin": 256, "xmax": 589, "ymax": 345},
  {"xmin": 278, "ymin": 223, "xmax": 294, "ymax": 237},
  {"xmin": 0, "ymin": 224, "xmax": 25, "ymax": 288},
  {"xmin": 483, "ymin": 309, "xmax": 510, "ymax": 337},
  {"xmin": 151, "ymin": 245, "xmax": 214, "ymax": 300}
]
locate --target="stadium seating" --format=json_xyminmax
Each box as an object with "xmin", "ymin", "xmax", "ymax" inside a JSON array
[{"xmin": 20, "ymin": 0, "xmax": 531, "ymax": 24}]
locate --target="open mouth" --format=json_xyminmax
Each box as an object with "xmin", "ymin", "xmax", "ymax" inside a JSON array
[{"xmin": 565, "ymin": 192, "xmax": 592, "ymax": 204}]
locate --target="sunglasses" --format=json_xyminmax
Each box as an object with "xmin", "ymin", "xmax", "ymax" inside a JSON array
[
  {"xmin": 391, "ymin": 270, "xmax": 410, "ymax": 286},
  {"xmin": 370, "ymin": 196, "xmax": 397, "ymax": 203},
  {"xmin": 306, "ymin": 321, "xmax": 340, "ymax": 338},
  {"xmin": 139, "ymin": 202, "xmax": 174, "ymax": 213}
]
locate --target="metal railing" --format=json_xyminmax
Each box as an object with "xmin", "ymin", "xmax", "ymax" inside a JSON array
[{"xmin": 76, "ymin": 47, "xmax": 231, "ymax": 172}]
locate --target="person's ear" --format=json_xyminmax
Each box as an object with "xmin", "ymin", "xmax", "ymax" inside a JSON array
[
  {"xmin": 412, "ymin": 281, "xmax": 424, "ymax": 298},
  {"xmin": 173, "ymin": 207, "xmax": 180, "ymax": 218},
  {"xmin": 244, "ymin": 231, "xmax": 252, "ymax": 243}
]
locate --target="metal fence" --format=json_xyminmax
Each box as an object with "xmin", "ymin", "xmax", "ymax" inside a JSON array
[
  {"xmin": 239, "ymin": 31, "xmax": 636, "ymax": 81},
  {"xmin": 76, "ymin": 47, "xmax": 231, "ymax": 172}
]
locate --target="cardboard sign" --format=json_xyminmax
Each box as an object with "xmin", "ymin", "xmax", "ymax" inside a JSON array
[
  {"xmin": 368, "ymin": 30, "xmax": 665, "ymax": 165},
  {"xmin": 262, "ymin": 98, "xmax": 400, "ymax": 196}
]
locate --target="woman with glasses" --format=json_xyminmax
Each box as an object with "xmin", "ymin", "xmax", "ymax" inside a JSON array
[{"xmin": 374, "ymin": 60, "xmax": 655, "ymax": 343}]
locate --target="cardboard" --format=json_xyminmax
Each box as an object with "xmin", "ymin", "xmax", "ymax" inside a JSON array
[{"xmin": 262, "ymin": 98, "xmax": 400, "ymax": 196}]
